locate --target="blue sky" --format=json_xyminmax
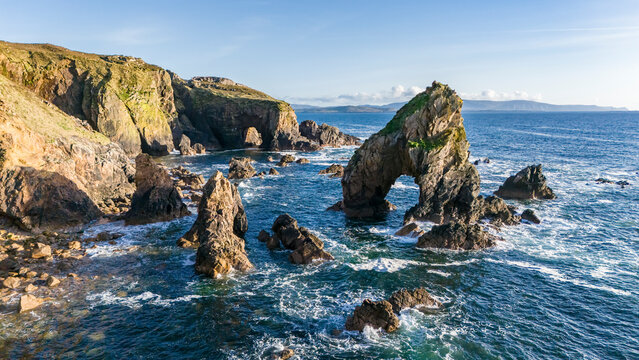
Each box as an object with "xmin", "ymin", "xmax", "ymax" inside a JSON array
[{"xmin": 1, "ymin": 0, "xmax": 638, "ymax": 109}]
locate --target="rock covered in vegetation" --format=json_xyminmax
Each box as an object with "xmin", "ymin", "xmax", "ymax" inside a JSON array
[
  {"xmin": 416, "ymin": 222, "xmax": 497, "ymax": 250},
  {"xmin": 0, "ymin": 72, "xmax": 134, "ymax": 230},
  {"xmin": 299, "ymin": 120, "xmax": 361, "ymax": 147},
  {"xmin": 494, "ymin": 164, "xmax": 556, "ymax": 200},
  {"xmin": 339, "ymin": 82, "xmax": 481, "ymax": 222},
  {"xmin": 124, "ymin": 154, "xmax": 189, "ymax": 225},
  {"xmin": 0, "ymin": 41, "xmax": 176, "ymax": 155},
  {"xmin": 259, "ymin": 214, "xmax": 333, "ymax": 264},
  {"xmin": 319, "ymin": 164, "xmax": 344, "ymax": 178},
  {"xmin": 178, "ymin": 171, "xmax": 250, "ymax": 277},
  {"xmin": 228, "ymin": 157, "xmax": 256, "ymax": 179}
]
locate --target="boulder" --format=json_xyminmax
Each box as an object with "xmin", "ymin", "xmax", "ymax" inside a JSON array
[
  {"xmin": 416, "ymin": 222, "xmax": 497, "ymax": 250},
  {"xmin": 270, "ymin": 348, "xmax": 294, "ymax": 360},
  {"xmin": 228, "ymin": 157, "xmax": 256, "ymax": 179},
  {"xmin": 394, "ymin": 223, "xmax": 424, "ymax": 237},
  {"xmin": 296, "ymin": 158, "xmax": 310, "ymax": 164},
  {"xmin": 269, "ymin": 168, "xmax": 279, "ymax": 176},
  {"xmin": 319, "ymin": 164, "xmax": 344, "ymax": 178},
  {"xmin": 2, "ymin": 276, "xmax": 21, "ymax": 289},
  {"xmin": 178, "ymin": 171, "xmax": 251, "ymax": 277},
  {"xmin": 192, "ymin": 143, "xmax": 206, "ymax": 154},
  {"xmin": 494, "ymin": 165, "xmax": 556, "ymax": 200},
  {"xmin": 243, "ymin": 127, "xmax": 263, "ymax": 147},
  {"xmin": 387, "ymin": 288, "xmax": 441, "ymax": 313},
  {"xmin": 124, "ymin": 154, "xmax": 190, "ymax": 225},
  {"xmin": 261, "ymin": 214, "xmax": 333, "ymax": 264},
  {"xmin": 46, "ymin": 275, "xmax": 60, "ymax": 288},
  {"xmin": 339, "ymin": 82, "xmax": 482, "ymax": 223},
  {"xmin": 521, "ymin": 209, "xmax": 541, "ymax": 224},
  {"xmin": 19, "ymin": 294, "xmax": 44, "ymax": 313},
  {"xmin": 178, "ymin": 134, "xmax": 196, "ymax": 155},
  {"xmin": 345, "ymin": 299, "xmax": 399, "ymax": 333},
  {"xmin": 277, "ymin": 155, "xmax": 296, "ymax": 167},
  {"xmin": 299, "ymin": 120, "xmax": 361, "ymax": 147},
  {"xmin": 31, "ymin": 243, "xmax": 52, "ymax": 259}
]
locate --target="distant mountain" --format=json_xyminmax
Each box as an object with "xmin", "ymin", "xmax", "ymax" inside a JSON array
[{"xmin": 292, "ymin": 100, "xmax": 628, "ymax": 113}]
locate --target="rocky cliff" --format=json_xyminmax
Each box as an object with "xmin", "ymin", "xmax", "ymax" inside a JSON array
[
  {"xmin": 0, "ymin": 41, "xmax": 176, "ymax": 155},
  {"xmin": 0, "ymin": 73, "xmax": 134, "ymax": 230}
]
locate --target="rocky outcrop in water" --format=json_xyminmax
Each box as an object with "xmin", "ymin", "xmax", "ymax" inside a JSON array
[
  {"xmin": 276, "ymin": 154, "xmax": 296, "ymax": 167},
  {"xmin": 124, "ymin": 154, "xmax": 189, "ymax": 225},
  {"xmin": 0, "ymin": 41, "xmax": 176, "ymax": 155},
  {"xmin": 259, "ymin": 214, "xmax": 333, "ymax": 264},
  {"xmin": 0, "ymin": 73, "xmax": 134, "ymax": 231},
  {"xmin": 299, "ymin": 120, "xmax": 361, "ymax": 147},
  {"xmin": 416, "ymin": 222, "xmax": 497, "ymax": 250},
  {"xmin": 521, "ymin": 209, "xmax": 541, "ymax": 224},
  {"xmin": 394, "ymin": 223, "xmax": 424, "ymax": 237},
  {"xmin": 494, "ymin": 165, "xmax": 556, "ymax": 200},
  {"xmin": 339, "ymin": 82, "xmax": 481, "ymax": 223},
  {"xmin": 387, "ymin": 288, "xmax": 441, "ymax": 313},
  {"xmin": 319, "ymin": 164, "xmax": 344, "ymax": 178},
  {"xmin": 178, "ymin": 134, "xmax": 196, "ymax": 155},
  {"xmin": 178, "ymin": 171, "xmax": 251, "ymax": 277},
  {"xmin": 228, "ymin": 157, "xmax": 256, "ymax": 179}
]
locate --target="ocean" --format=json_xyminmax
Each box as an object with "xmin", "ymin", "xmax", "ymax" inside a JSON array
[{"xmin": 1, "ymin": 111, "xmax": 637, "ymax": 359}]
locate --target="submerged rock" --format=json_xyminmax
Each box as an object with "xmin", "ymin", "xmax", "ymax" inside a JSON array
[
  {"xmin": 521, "ymin": 209, "xmax": 541, "ymax": 224},
  {"xmin": 124, "ymin": 154, "xmax": 190, "ymax": 225},
  {"xmin": 495, "ymin": 165, "xmax": 556, "ymax": 200},
  {"xmin": 299, "ymin": 120, "xmax": 361, "ymax": 147},
  {"xmin": 178, "ymin": 171, "xmax": 251, "ymax": 277},
  {"xmin": 416, "ymin": 222, "xmax": 497, "ymax": 250},
  {"xmin": 260, "ymin": 214, "xmax": 333, "ymax": 264},
  {"xmin": 19, "ymin": 294, "xmax": 44, "ymax": 313},
  {"xmin": 339, "ymin": 82, "xmax": 482, "ymax": 223},
  {"xmin": 345, "ymin": 299, "xmax": 400, "ymax": 333},
  {"xmin": 228, "ymin": 157, "xmax": 256, "ymax": 179}
]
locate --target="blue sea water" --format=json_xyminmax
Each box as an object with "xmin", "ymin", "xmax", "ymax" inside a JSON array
[{"xmin": 1, "ymin": 111, "xmax": 638, "ymax": 359}]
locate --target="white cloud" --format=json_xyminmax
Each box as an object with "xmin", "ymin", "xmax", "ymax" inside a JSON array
[
  {"xmin": 285, "ymin": 84, "xmax": 425, "ymax": 106},
  {"xmin": 459, "ymin": 90, "xmax": 542, "ymax": 101}
]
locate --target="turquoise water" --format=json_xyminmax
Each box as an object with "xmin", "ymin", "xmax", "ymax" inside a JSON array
[{"xmin": 1, "ymin": 112, "xmax": 638, "ymax": 359}]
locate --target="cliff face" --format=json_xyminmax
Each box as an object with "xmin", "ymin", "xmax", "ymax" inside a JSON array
[
  {"xmin": 0, "ymin": 73, "xmax": 134, "ymax": 230},
  {"xmin": 0, "ymin": 41, "xmax": 176, "ymax": 155},
  {"xmin": 340, "ymin": 81, "xmax": 480, "ymax": 223},
  {"xmin": 171, "ymin": 75, "xmax": 312, "ymax": 151}
]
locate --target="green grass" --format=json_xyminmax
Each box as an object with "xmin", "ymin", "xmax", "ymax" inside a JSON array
[{"xmin": 378, "ymin": 92, "xmax": 430, "ymax": 135}]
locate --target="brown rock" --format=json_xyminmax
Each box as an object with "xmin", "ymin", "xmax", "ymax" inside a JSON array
[
  {"xmin": 521, "ymin": 209, "xmax": 541, "ymax": 224},
  {"xmin": 296, "ymin": 158, "xmax": 310, "ymax": 164},
  {"xmin": 24, "ymin": 284, "xmax": 37, "ymax": 293},
  {"xmin": 268, "ymin": 168, "xmax": 279, "ymax": 175},
  {"xmin": 417, "ymin": 222, "xmax": 496, "ymax": 250},
  {"xmin": 345, "ymin": 299, "xmax": 400, "ymax": 333},
  {"xmin": 178, "ymin": 171, "xmax": 251, "ymax": 277},
  {"xmin": 124, "ymin": 154, "xmax": 190, "ymax": 225},
  {"xmin": 243, "ymin": 127, "xmax": 263, "ymax": 147},
  {"xmin": 494, "ymin": 165, "xmax": 556, "ymax": 200},
  {"xmin": 68, "ymin": 241, "xmax": 82, "ymax": 250},
  {"xmin": 179, "ymin": 134, "xmax": 196, "ymax": 155},
  {"xmin": 319, "ymin": 164, "xmax": 344, "ymax": 178},
  {"xmin": 192, "ymin": 143, "xmax": 206, "ymax": 154},
  {"xmin": 2, "ymin": 276, "xmax": 21, "ymax": 289},
  {"xmin": 394, "ymin": 223, "xmax": 425, "ymax": 237},
  {"xmin": 19, "ymin": 294, "xmax": 43, "ymax": 313},
  {"xmin": 31, "ymin": 243, "xmax": 52, "ymax": 259},
  {"xmin": 268, "ymin": 214, "xmax": 333, "ymax": 264},
  {"xmin": 228, "ymin": 157, "xmax": 256, "ymax": 179},
  {"xmin": 299, "ymin": 120, "xmax": 361, "ymax": 147},
  {"xmin": 46, "ymin": 275, "xmax": 60, "ymax": 288},
  {"xmin": 276, "ymin": 154, "xmax": 296, "ymax": 167},
  {"xmin": 387, "ymin": 288, "xmax": 441, "ymax": 313}
]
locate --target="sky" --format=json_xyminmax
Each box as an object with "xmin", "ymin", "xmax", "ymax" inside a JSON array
[{"xmin": 1, "ymin": 0, "xmax": 638, "ymax": 109}]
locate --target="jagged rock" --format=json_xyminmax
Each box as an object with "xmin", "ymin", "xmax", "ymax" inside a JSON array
[
  {"xmin": 257, "ymin": 230, "xmax": 280, "ymax": 249},
  {"xmin": 31, "ymin": 243, "xmax": 52, "ymax": 259},
  {"xmin": 269, "ymin": 168, "xmax": 279, "ymax": 175},
  {"xmin": 19, "ymin": 294, "xmax": 43, "ymax": 313},
  {"xmin": 345, "ymin": 299, "xmax": 399, "ymax": 333},
  {"xmin": 24, "ymin": 284, "xmax": 37, "ymax": 293},
  {"xmin": 68, "ymin": 241, "xmax": 82, "ymax": 250},
  {"xmin": 319, "ymin": 164, "xmax": 344, "ymax": 178},
  {"xmin": 326, "ymin": 200, "xmax": 344, "ymax": 211},
  {"xmin": 471, "ymin": 196, "xmax": 520, "ymax": 226},
  {"xmin": 495, "ymin": 165, "xmax": 556, "ymax": 200},
  {"xmin": 46, "ymin": 275, "xmax": 60, "ymax": 288},
  {"xmin": 340, "ymin": 82, "xmax": 481, "ymax": 223},
  {"xmin": 296, "ymin": 158, "xmax": 310, "ymax": 164},
  {"xmin": 262, "ymin": 214, "xmax": 333, "ymax": 264},
  {"xmin": 256, "ymin": 171, "xmax": 266, "ymax": 178},
  {"xmin": 394, "ymin": 223, "xmax": 424, "ymax": 237},
  {"xmin": 124, "ymin": 154, "xmax": 189, "ymax": 225},
  {"xmin": 277, "ymin": 155, "xmax": 296, "ymax": 167},
  {"xmin": 178, "ymin": 171, "xmax": 251, "ymax": 277},
  {"xmin": 416, "ymin": 222, "xmax": 496, "ymax": 250},
  {"xmin": 521, "ymin": 209, "xmax": 541, "ymax": 224},
  {"xmin": 0, "ymin": 41, "xmax": 176, "ymax": 155},
  {"xmin": 178, "ymin": 134, "xmax": 196, "ymax": 155},
  {"xmin": 243, "ymin": 127, "xmax": 263, "ymax": 147},
  {"xmin": 228, "ymin": 157, "xmax": 256, "ymax": 179},
  {"xmin": 388, "ymin": 288, "xmax": 441, "ymax": 313},
  {"xmin": 270, "ymin": 348, "xmax": 294, "ymax": 360},
  {"xmin": 192, "ymin": 143, "xmax": 206, "ymax": 154},
  {"xmin": 299, "ymin": 120, "xmax": 361, "ymax": 147}
]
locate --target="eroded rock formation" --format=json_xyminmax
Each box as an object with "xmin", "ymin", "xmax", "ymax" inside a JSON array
[
  {"xmin": 178, "ymin": 171, "xmax": 251, "ymax": 277},
  {"xmin": 416, "ymin": 222, "xmax": 497, "ymax": 250},
  {"xmin": 495, "ymin": 164, "xmax": 556, "ymax": 200},
  {"xmin": 259, "ymin": 214, "xmax": 333, "ymax": 264},
  {"xmin": 124, "ymin": 154, "xmax": 189, "ymax": 225},
  {"xmin": 319, "ymin": 164, "xmax": 344, "ymax": 178},
  {"xmin": 299, "ymin": 120, "xmax": 361, "ymax": 147}
]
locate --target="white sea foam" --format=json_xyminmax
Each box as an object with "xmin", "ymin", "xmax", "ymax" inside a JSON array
[
  {"xmin": 86, "ymin": 290, "xmax": 202, "ymax": 309},
  {"xmin": 347, "ymin": 258, "xmax": 421, "ymax": 273},
  {"xmin": 391, "ymin": 182, "xmax": 419, "ymax": 190}
]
